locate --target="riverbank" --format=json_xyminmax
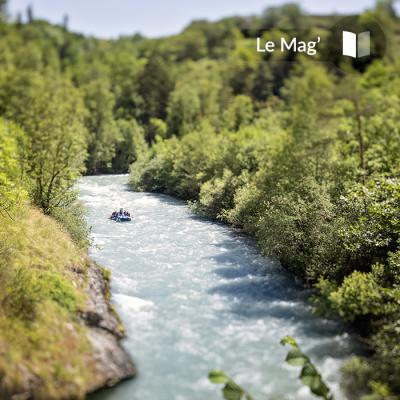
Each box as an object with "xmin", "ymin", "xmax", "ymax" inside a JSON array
[{"xmin": 0, "ymin": 205, "xmax": 135, "ymax": 399}]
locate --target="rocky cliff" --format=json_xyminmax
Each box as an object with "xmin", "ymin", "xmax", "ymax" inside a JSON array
[{"xmin": 81, "ymin": 263, "xmax": 136, "ymax": 394}]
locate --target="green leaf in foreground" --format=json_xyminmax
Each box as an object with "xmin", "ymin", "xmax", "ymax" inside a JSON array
[
  {"xmin": 300, "ymin": 363, "xmax": 331, "ymax": 399},
  {"xmin": 286, "ymin": 348, "xmax": 309, "ymax": 367},
  {"xmin": 209, "ymin": 370, "xmax": 228, "ymax": 384},
  {"xmin": 209, "ymin": 370, "xmax": 254, "ymax": 400},
  {"xmin": 223, "ymin": 381, "xmax": 245, "ymax": 400},
  {"xmin": 280, "ymin": 335, "xmax": 299, "ymax": 348},
  {"xmin": 281, "ymin": 336, "xmax": 334, "ymax": 400}
]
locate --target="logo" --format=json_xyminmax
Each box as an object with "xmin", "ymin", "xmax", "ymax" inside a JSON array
[
  {"xmin": 342, "ymin": 31, "xmax": 371, "ymax": 58},
  {"xmin": 327, "ymin": 16, "xmax": 386, "ymax": 72},
  {"xmin": 256, "ymin": 36, "xmax": 321, "ymax": 56}
]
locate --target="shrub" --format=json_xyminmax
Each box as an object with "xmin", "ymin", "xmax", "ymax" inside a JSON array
[
  {"xmin": 255, "ymin": 178, "xmax": 342, "ymax": 281},
  {"xmin": 328, "ymin": 271, "xmax": 386, "ymax": 322},
  {"xmin": 52, "ymin": 198, "xmax": 91, "ymax": 249},
  {"xmin": 195, "ymin": 169, "xmax": 245, "ymax": 220}
]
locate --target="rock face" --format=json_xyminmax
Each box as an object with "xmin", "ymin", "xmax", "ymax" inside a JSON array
[
  {"xmin": 82, "ymin": 263, "xmax": 125, "ymax": 337},
  {"xmin": 81, "ymin": 262, "xmax": 136, "ymax": 393}
]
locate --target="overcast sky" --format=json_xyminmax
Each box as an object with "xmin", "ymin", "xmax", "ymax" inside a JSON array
[{"xmin": 9, "ymin": 0, "xmax": 381, "ymax": 38}]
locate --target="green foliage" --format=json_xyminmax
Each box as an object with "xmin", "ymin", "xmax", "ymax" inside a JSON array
[
  {"xmin": 281, "ymin": 336, "xmax": 333, "ymax": 400},
  {"xmin": 194, "ymin": 169, "xmax": 245, "ymax": 220},
  {"xmin": 112, "ymin": 118, "xmax": 147, "ymax": 173},
  {"xmin": 224, "ymin": 95, "xmax": 254, "ymax": 131},
  {"xmin": 210, "ymin": 336, "xmax": 334, "ymax": 400},
  {"xmin": 138, "ymin": 55, "xmax": 173, "ymax": 123},
  {"xmin": 328, "ymin": 271, "xmax": 386, "ymax": 321},
  {"xmin": 0, "ymin": 71, "xmax": 88, "ymax": 214},
  {"xmin": 0, "ymin": 119, "xmax": 25, "ymax": 211},
  {"xmin": 167, "ymin": 60, "xmax": 226, "ymax": 135},
  {"xmin": 4, "ymin": 268, "xmax": 79, "ymax": 320},
  {"xmin": 259, "ymin": 3, "xmax": 304, "ymax": 30},
  {"xmin": 83, "ymin": 76, "xmax": 118, "ymax": 174},
  {"xmin": 342, "ymin": 357, "xmax": 375, "ymax": 400},
  {"xmin": 209, "ymin": 370, "xmax": 254, "ymax": 400},
  {"xmin": 338, "ymin": 178, "xmax": 400, "ymax": 263},
  {"xmin": 3, "ymin": 266, "xmax": 44, "ymax": 320},
  {"xmin": 0, "ymin": 206, "xmax": 85, "ymax": 319},
  {"xmin": 52, "ymin": 196, "xmax": 91, "ymax": 249},
  {"xmin": 147, "ymin": 117, "xmax": 168, "ymax": 143},
  {"xmin": 255, "ymin": 178, "xmax": 341, "ymax": 281}
]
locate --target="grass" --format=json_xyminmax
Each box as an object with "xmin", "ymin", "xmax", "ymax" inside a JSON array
[{"xmin": 0, "ymin": 205, "xmax": 101, "ymax": 399}]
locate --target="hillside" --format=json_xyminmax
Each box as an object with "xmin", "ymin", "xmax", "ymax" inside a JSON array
[{"xmin": 0, "ymin": 205, "xmax": 135, "ymax": 398}]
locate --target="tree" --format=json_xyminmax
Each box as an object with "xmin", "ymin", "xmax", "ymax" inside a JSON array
[
  {"xmin": 112, "ymin": 119, "xmax": 147, "ymax": 173},
  {"xmin": 225, "ymin": 44, "xmax": 259, "ymax": 95},
  {"xmin": 224, "ymin": 95, "xmax": 254, "ymax": 131},
  {"xmin": 167, "ymin": 85, "xmax": 201, "ymax": 136},
  {"xmin": 0, "ymin": 71, "xmax": 88, "ymax": 214},
  {"xmin": 252, "ymin": 62, "xmax": 274, "ymax": 101},
  {"xmin": 167, "ymin": 60, "xmax": 225, "ymax": 135},
  {"xmin": 146, "ymin": 117, "xmax": 167, "ymax": 143},
  {"xmin": 138, "ymin": 55, "xmax": 173, "ymax": 124},
  {"xmin": 109, "ymin": 48, "xmax": 144, "ymax": 120},
  {"xmin": 259, "ymin": 3, "xmax": 303, "ymax": 30},
  {"xmin": 0, "ymin": 119, "xmax": 25, "ymax": 212},
  {"xmin": 82, "ymin": 77, "xmax": 118, "ymax": 174}
]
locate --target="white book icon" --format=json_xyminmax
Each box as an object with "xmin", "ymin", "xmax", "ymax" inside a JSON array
[{"xmin": 342, "ymin": 31, "xmax": 371, "ymax": 58}]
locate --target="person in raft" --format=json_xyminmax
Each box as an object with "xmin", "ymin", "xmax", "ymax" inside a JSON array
[{"xmin": 110, "ymin": 209, "xmax": 131, "ymax": 219}]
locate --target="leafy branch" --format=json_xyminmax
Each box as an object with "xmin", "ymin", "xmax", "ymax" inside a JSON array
[
  {"xmin": 209, "ymin": 370, "xmax": 254, "ymax": 400},
  {"xmin": 209, "ymin": 336, "xmax": 334, "ymax": 400},
  {"xmin": 281, "ymin": 335, "xmax": 333, "ymax": 400}
]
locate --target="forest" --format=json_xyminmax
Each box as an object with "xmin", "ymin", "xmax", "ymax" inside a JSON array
[{"xmin": 0, "ymin": 0, "xmax": 400, "ymax": 399}]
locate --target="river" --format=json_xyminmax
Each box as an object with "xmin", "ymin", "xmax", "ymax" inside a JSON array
[{"xmin": 78, "ymin": 175, "xmax": 359, "ymax": 400}]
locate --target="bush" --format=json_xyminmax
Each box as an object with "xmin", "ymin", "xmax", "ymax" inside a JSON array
[
  {"xmin": 3, "ymin": 266, "xmax": 44, "ymax": 320},
  {"xmin": 338, "ymin": 178, "xmax": 400, "ymax": 272},
  {"xmin": 52, "ymin": 198, "xmax": 91, "ymax": 249},
  {"xmin": 370, "ymin": 318, "xmax": 400, "ymax": 394},
  {"xmin": 328, "ymin": 271, "xmax": 386, "ymax": 321},
  {"xmin": 255, "ymin": 178, "xmax": 342, "ymax": 281},
  {"xmin": 226, "ymin": 180, "xmax": 263, "ymax": 234},
  {"xmin": 342, "ymin": 357, "xmax": 374, "ymax": 400},
  {"xmin": 194, "ymin": 169, "xmax": 245, "ymax": 220}
]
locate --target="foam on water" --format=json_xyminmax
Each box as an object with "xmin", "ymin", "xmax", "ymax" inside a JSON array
[{"xmin": 78, "ymin": 175, "xmax": 361, "ymax": 400}]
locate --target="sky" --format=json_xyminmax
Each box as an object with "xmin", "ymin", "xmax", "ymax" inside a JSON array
[{"xmin": 9, "ymin": 0, "xmax": 381, "ymax": 38}]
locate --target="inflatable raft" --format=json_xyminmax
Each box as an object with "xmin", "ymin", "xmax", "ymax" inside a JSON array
[{"xmin": 110, "ymin": 215, "xmax": 132, "ymax": 222}]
